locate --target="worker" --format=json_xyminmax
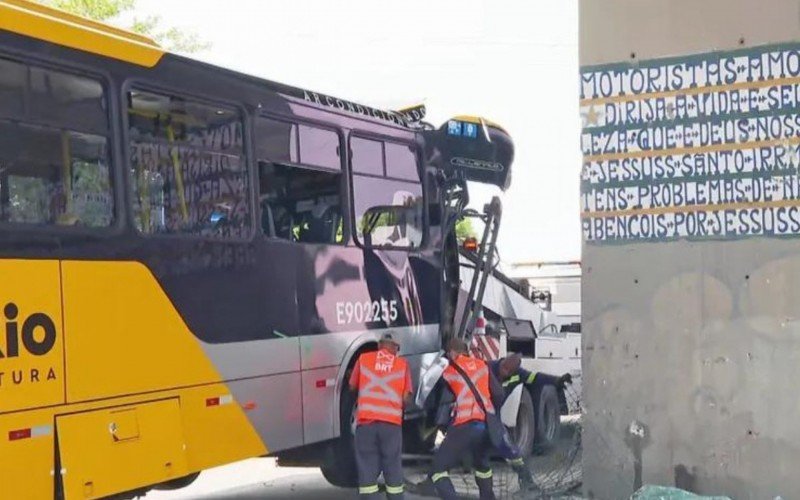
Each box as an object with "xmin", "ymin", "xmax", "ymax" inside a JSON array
[
  {"xmin": 490, "ymin": 353, "xmax": 573, "ymax": 493},
  {"xmin": 348, "ymin": 332, "xmax": 412, "ymax": 500},
  {"xmin": 429, "ymin": 338, "xmax": 504, "ymax": 500}
]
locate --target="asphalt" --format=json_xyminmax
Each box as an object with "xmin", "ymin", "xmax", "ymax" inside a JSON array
[
  {"xmin": 142, "ymin": 420, "xmax": 583, "ymax": 500},
  {"xmin": 143, "ymin": 458, "xmax": 429, "ymax": 500}
]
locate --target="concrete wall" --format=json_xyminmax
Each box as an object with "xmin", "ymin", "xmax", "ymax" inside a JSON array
[{"xmin": 580, "ymin": 1, "xmax": 800, "ymax": 498}]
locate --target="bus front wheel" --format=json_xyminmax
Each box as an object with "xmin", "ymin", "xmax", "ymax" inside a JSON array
[{"xmin": 320, "ymin": 383, "xmax": 359, "ymax": 488}]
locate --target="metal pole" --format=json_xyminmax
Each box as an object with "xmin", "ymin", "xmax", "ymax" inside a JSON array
[{"xmin": 456, "ymin": 196, "xmax": 502, "ymax": 340}]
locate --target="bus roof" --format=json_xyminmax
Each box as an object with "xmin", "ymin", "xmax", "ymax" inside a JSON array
[{"xmin": 0, "ymin": 0, "xmax": 164, "ymax": 66}]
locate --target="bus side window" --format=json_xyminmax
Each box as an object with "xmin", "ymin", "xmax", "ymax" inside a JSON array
[
  {"xmin": 0, "ymin": 57, "xmax": 113, "ymax": 228},
  {"xmin": 256, "ymin": 117, "xmax": 344, "ymax": 244},
  {"xmin": 350, "ymin": 137, "xmax": 424, "ymax": 249},
  {"xmin": 127, "ymin": 90, "xmax": 251, "ymax": 239},
  {"xmin": 385, "ymin": 141, "xmax": 419, "ymax": 181}
]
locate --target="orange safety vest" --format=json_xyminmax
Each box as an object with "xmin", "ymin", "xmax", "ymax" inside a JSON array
[
  {"xmin": 442, "ymin": 354, "xmax": 494, "ymax": 426},
  {"xmin": 355, "ymin": 349, "xmax": 408, "ymax": 426}
]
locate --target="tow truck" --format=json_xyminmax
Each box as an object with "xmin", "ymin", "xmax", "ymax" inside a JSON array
[{"xmin": 407, "ymin": 110, "xmax": 581, "ymax": 461}]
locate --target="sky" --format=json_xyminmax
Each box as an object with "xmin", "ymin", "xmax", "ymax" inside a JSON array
[{"xmin": 131, "ymin": 0, "xmax": 581, "ymax": 265}]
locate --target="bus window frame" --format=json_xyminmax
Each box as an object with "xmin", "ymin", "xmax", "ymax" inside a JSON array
[
  {"xmin": 121, "ymin": 79, "xmax": 258, "ymax": 244},
  {"xmin": 0, "ymin": 49, "xmax": 124, "ymax": 237},
  {"xmin": 255, "ymin": 112, "xmax": 350, "ymax": 247},
  {"xmin": 348, "ymin": 131, "xmax": 427, "ymax": 252}
]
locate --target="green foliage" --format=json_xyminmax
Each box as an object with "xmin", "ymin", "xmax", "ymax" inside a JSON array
[
  {"xmin": 71, "ymin": 161, "xmax": 113, "ymax": 227},
  {"xmin": 455, "ymin": 217, "xmax": 476, "ymax": 243},
  {"xmin": 47, "ymin": 0, "xmax": 134, "ymax": 20},
  {"xmin": 39, "ymin": 0, "xmax": 209, "ymax": 53},
  {"xmin": 130, "ymin": 15, "xmax": 210, "ymax": 53},
  {"xmin": 8, "ymin": 176, "xmax": 48, "ymax": 223}
]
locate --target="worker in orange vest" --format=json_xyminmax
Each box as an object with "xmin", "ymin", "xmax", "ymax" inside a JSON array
[
  {"xmin": 348, "ymin": 332, "xmax": 412, "ymax": 499},
  {"xmin": 429, "ymin": 338, "xmax": 503, "ymax": 500}
]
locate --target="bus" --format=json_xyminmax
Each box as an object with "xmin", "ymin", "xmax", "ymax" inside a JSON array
[{"xmin": 0, "ymin": 1, "xmax": 515, "ymax": 498}]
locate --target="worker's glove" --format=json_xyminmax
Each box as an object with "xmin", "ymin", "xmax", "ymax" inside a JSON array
[
  {"xmin": 433, "ymin": 428, "xmax": 446, "ymax": 451},
  {"xmin": 558, "ymin": 373, "xmax": 573, "ymax": 387}
]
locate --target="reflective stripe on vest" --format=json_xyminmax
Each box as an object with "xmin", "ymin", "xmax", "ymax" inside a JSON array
[
  {"xmin": 356, "ymin": 350, "xmax": 407, "ymax": 425},
  {"xmin": 358, "ymin": 403, "xmax": 402, "ymax": 418},
  {"xmin": 360, "ymin": 366, "xmax": 404, "ymax": 404},
  {"xmin": 443, "ymin": 357, "xmax": 494, "ymax": 425}
]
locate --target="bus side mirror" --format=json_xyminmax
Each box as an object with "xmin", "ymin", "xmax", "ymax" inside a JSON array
[{"xmin": 360, "ymin": 204, "xmax": 422, "ymax": 248}]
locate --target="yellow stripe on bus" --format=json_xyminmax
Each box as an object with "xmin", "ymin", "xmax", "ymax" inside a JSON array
[
  {"xmin": 0, "ymin": 0, "xmax": 165, "ymax": 67},
  {"xmin": 0, "ymin": 259, "xmax": 267, "ymax": 499}
]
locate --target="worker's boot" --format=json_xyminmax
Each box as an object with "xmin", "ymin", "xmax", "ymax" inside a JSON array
[
  {"xmin": 474, "ymin": 473, "xmax": 496, "ymax": 500},
  {"xmin": 512, "ymin": 461, "xmax": 540, "ymax": 493}
]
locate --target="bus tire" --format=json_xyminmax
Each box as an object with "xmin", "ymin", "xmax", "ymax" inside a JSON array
[
  {"xmin": 320, "ymin": 382, "xmax": 359, "ymax": 488},
  {"xmin": 510, "ymin": 387, "xmax": 536, "ymax": 457},
  {"xmin": 532, "ymin": 384, "xmax": 561, "ymax": 454}
]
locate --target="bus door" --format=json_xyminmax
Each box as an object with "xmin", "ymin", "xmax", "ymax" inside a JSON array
[
  {"xmin": 349, "ymin": 135, "xmax": 428, "ymax": 333},
  {"xmin": 0, "ymin": 124, "xmax": 72, "ymax": 411},
  {"xmin": 0, "ymin": 259, "xmax": 64, "ymax": 413},
  {"xmin": 255, "ymin": 116, "xmax": 347, "ymax": 444},
  {"xmin": 0, "ymin": 55, "xmax": 119, "ymax": 413},
  {"xmin": 345, "ymin": 134, "xmax": 440, "ymax": 411}
]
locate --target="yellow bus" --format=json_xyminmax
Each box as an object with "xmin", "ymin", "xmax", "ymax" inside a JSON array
[{"xmin": 0, "ymin": 1, "xmax": 514, "ymax": 498}]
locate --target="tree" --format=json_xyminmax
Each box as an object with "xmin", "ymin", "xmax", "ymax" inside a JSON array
[
  {"xmin": 455, "ymin": 217, "xmax": 477, "ymax": 243},
  {"xmin": 38, "ymin": 0, "xmax": 210, "ymax": 53}
]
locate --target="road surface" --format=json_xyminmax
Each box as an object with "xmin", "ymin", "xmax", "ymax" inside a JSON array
[
  {"xmin": 143, "ymin": 458, "xmax": 430, "ymax": 500},
  {"xmin": 140, "ymin": 457, "xmax": 529, "ymax": 499},
  {"xmin": 143, "ymin": 421, "xmax": 582, "ymax": 499}
]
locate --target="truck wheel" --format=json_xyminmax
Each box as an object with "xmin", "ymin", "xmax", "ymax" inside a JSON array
[
  {"xmin": 533, "ymin": 384, "xmax": 561, "ymax": 454},
  {"xmin": 509, "ymin": 387, "xmax": 535, "ymax": 457},
  {"xmin": 320, "ymin": 383, "xmax": 359, "ymax": 488}
]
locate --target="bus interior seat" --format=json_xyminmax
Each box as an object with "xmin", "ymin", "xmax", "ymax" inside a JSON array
[
  {"xmin": 299, "ymin": 202, "xmax": 340, "ymax": 243},
  {"xmin": 260, "ymin": 199, "xmax": 276, "ymax": 237}
]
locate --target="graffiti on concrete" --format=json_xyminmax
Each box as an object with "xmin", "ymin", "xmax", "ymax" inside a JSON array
[{"xmin": 580, "ymin": 44, "xmax": 800, "ymax": 243}]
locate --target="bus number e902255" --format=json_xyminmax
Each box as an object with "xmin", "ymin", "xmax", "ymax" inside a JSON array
[{"xmin": 336, "ymin": 299, "xmax": 398, "ymax": 325}]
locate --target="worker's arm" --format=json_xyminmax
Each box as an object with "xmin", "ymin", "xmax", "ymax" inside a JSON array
[
  {"xmin": 402, "ymin": 364, "xmax": 413, "ymax": 406},
  {"xmin": 529, "ymin": 372, "xmax": 572, "ymax": 390},
  {"xmin": 488, "ymin": 369, "xmax": 504, "ymax": 411},
  {"xmin": 348, "ymin": 361, "xmax": 361, "ymax": 392},
  {"xmin": 518, "ymin": 366, "xmax": 537, "ymax": 386},
  {"xmin": 488, "ymin": 359, "xmax": 503, "ymax": 380},
  {"xmin": 434, "ymin": 378, "xmax": 455, "ymax": 429}
]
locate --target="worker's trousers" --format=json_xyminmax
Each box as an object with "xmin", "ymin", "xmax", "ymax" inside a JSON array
[
  {"xmin": 355, "ymin": 421, "xmax": 405, "ymax": 500},
  {"xmin": 430, "ymin": 422, "xmax": 496, "ymax": 500},
  {"xmin": 495, "ymin": 432, "xmax": 536, "ymax": 488}
]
